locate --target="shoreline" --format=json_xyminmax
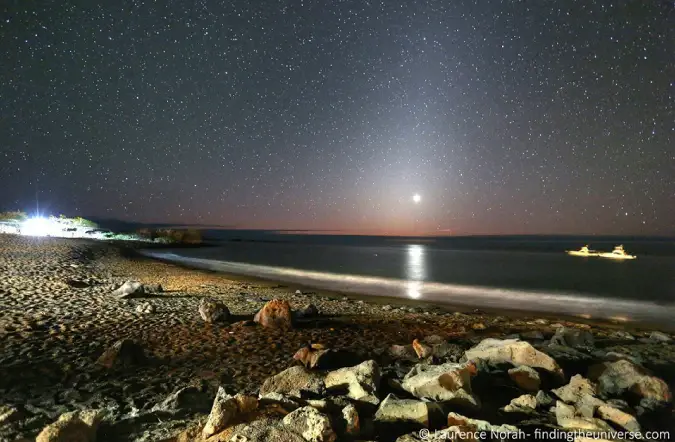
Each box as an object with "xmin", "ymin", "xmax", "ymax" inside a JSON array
[
  {"xmin": 1, "ymin": 234, "xmax": 673, "ymax": 441},
  {"xmin": 138, "ymin": 246, "xmax": 675, "ymax": 333}
]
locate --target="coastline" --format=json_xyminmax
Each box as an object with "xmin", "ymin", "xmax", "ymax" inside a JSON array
[{"xmin": 1, "ymin": 234, "xmax": 673, "ymax": 441}]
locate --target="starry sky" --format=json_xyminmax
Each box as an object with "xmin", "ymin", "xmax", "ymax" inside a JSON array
[{"xmin": 1, "ymin": 0, "xmax": 674, "ymax": 235}]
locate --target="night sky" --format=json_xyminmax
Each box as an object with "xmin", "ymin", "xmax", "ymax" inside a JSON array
[{"xmin": 1, "ymin": 1, "xmax": 674, "ymax": 235}]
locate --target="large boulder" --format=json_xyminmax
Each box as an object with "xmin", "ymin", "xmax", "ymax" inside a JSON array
[
  {"xmin": 254, "ymin": 299, "xmax": 293, "ymax": 329},
  {"xmin": 589, "ymin": 359, "xmax": 672, "ymax": 403},
  {"xmin": 260, "ymin": 366, "xmax": 325, "ymax": 398},
  {"xmin": 282, "ymin": 406, "xmax": 337, "ymax": 442},
  {"xmin": 465, "ymin": 339, "xmax": 563, "ymax": 377},
  {"xmin": 508, "ymin": 366, "xmax": 541, "ymax": 392},
  {"xmin": 325, "ymin": 360, "xmax": 381, "ymax": 405},
  {"xmin": 198, "ymin": 298, "xmax": 230, "ymax": 323},
  {"xmin": 35, "ymin": 410, "xmax": 102, "ymax": 442},
  {"xmin": 550, "ymin": 327, "xmax": 594, "ymax": 348},
  {"xmin": 374, "ymin": 394, "xmax": 434, "ymax": 427},
  {"xmin": 503, "ymin": 394, "xmax": 537, "ymax": 412},
  {"xmin": 96, "ymin": 339, "xmax": 146, "ymax": 369},
  {"xmin": 401, "ymin": 361, "xmax": 479, "ymax": 408},
  {"xmin": 597, "ymin": 404, "xmax": 640, "ymax": 432}
]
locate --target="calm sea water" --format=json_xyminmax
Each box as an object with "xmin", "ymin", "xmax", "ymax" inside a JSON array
[{"xmin": 142, "ymin": 233, "xmax": 675, "ymax": 326}]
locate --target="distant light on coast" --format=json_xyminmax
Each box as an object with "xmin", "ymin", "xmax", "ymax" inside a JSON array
[
  {"xmin": 21, "ymin": 217, "xmax": 54, "ymax": 237},
  {"xmin": 413, "ymin": 194, "xmax": 421, "ymax": 203}
]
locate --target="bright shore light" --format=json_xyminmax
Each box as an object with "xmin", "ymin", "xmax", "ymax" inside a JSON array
[
  {"xmin": 412, "ymin": 193, "xmax": 421, "ymax": 203},
  {"xmin": 21, "ymin": 217, "xmax": 54, "ymax": 237}
]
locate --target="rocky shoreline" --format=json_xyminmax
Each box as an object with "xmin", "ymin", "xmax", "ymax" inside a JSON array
[{"xmin": 0, "ymin": 235, "xmax": 673, "ymax": 441}]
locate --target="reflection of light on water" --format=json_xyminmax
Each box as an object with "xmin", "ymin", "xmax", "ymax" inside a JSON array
[
  {"xmin": 406, "ymin": 244, "xmax": 426, "ymax": 298},
  {"xmin": 407, "ymin": 280, "xmax": 422, "ymax": 299},
  {"xmin": 610, "ymin": 315, "xmax": 630, "ymax": 322}
]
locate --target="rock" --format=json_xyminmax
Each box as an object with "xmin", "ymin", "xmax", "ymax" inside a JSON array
[
  {"xmin": 535, "ymin": 390, "xmax": 554, "ymax": 408},
  {"xmin": 446, "ymin": 412, "xmax": 520, "ymax": 435},
  {"xmin": 135, "ymin": 302, "xmax": 155, "ymax": 314},
  {"xmin": 112, "ymin": 281, "xmax": 145, "ymax": 298},
  {"xmin": 35, "ymin": 410, "xmax": 102, "ymax": 442},
  {"xmin": 374, "ymin": 394, "xmax": 433, "ymax": 427},
  {"xmin": 430, "ymin": 342, "xmax": 464, "ymax": 362},
  {"xmin": 552, "ymin": 375, "xmax": 597, "ymax": 404},
  {"xmin": 66, "ymin": 279, "xmax": 90, "ymax": 288},
  {"xmin": 550, "ymin": 326, "xmax": 594, "ymax": 348},
  {"xmin": 325, "ymin": 360, "xmax": 380, "ymax": 405},
  {"xmin": 259, "ymin": 393, "xmax": 302, "ymax": 413},
  {"xmin": 282, "ymin": 406, "xmax": 337, "ymax": 442},
  {"xmin": 401, "ymin": 361, "xmax": 479, "ymax": 408},
  {"xmin": 198, "ymin": 298, "xmax": 230, "ymax": 323},
  {"xmin": 554, "ymin": 401, "xmax": 613, "ymax": 431},
  {"xmin": 412, "ymin": 339, "xmax": 433, "ymax": 359},
  {"xmin": 575, "ymin": 393, "xmax": 605, "ymax": 418},
  {"xmin": 648, "ymin": 331, "xmax": 672, "ymax": 343},
  {"xmin": 296, "ymin": 303, "xmax": 319, "ymax": 319},
  {"xmin": 508, "ymin": 366, "xmax": 541, "ymax": 392},
  {"xmin": 611, "ymin": 330, "xmax": 635, "ymax": 340},
  {"xmin": 0, "ymin": 405, "xmax": 23, "ymax": 425},
  {"xmin": 295, "ymin": 289, "xmax": 303, "ymax": 294},
  {"xmin": 151, "ymin": 386, "xmax": 212, "ymax": 416},
  {"xmin": 472, "ymin": 322, "xmax": 486, "ymax": 330},
  {"xmin": 254, "ymin": 299, "xmax": 293, "ymax": 329},
  {"xmin": 465, "ymin": 338, "xmax": 563, "ymax": 377},
  {"xmin": 597, "ymin": 404, "xmax": 640, "ymax": 432},
  {"xmin": 96, "ymin": 339, "xmax": 146, "ymax": 369},
  {"xmin": 224, "ymin": 417, "xmax": 306, "ymax": 442},
  {"xmin": 521, "ymin": 330, "xmax": 545, "ymax": 340},
  {"xmin": 342, "ymin": 404, "xmax": 360, "ymax": 436},
  {"xmin": 504, "ymin": 394, "xmax": 537, "ymax": 412},
  {"xmin": 382, "ymin": 305, "xmax": 393, "ymax": 311},
  {"xmin": 143, "ymin": 283, "xmax": 163, "ymax": 293},
  {"xmin": 260, "ymin": 366, "xmax": 325, "ymax": 398},
  {"xmin": 590, "ymin": 359, "xmax": 672, "ymax": 403},
  {"xmin": 390, "ymin": 344, "xmax": 418, "ymax": 361},
  {"xmin": 202, "ymin": 387, "xmax": 239, "ymax": 438},
  {"xmin": 293, "ymin": 344, "xmax": 360, "ymax": 370}
]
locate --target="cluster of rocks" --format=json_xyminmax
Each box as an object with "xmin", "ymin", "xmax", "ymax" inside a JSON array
[{"xmin": 24, "ymin": 320, "xmax": 673, "ymax": 442}]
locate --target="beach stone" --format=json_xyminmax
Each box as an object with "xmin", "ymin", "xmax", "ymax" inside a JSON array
[
  {"xmin": 0, "ymin": 405, "xmax": 24, "ymax": 425},
  {"xmin": 325, "ymin": 360, "xmax": 381, "ymax": 405},
  {"xmin": 374, "ymin": 394, "xmax": 432, "ymax": 427},
  {"xmin": 550, "ymin": 327, "xmax": 594, "ymax": 348},
  {"xmin": 552, "ymin": 375, "xmax": 597, "ymax": 404},
  {"xmin": 401, "ymin": 361, "xmax": 479, "ymax": 408},
  {"xmin": 390, "ymin": 344, "xmax": 418, "ymax": 361},
  {"xmin": 590, "ymin": 359, "xmax": 672, "ymax": 403},
  {"xmin": 342, "ymin": 404, "xmax": 360, "ymax": 436},
  {"xmin": 143, "ymin": 283, "xmax": 163, "ymax": 293},
  {"xmin": 150, "ymin": 386, "xmax": 212, "ymax": 416},
  {"xmin": 555, "ymin": 400, "xmax": 613, "ymax": 431},
  {"xmin": 202, "ymin": 387, "xmax": 240, "ymax": 438},
  {"xmin": 282, "ymin": 406, "xmax": 336, "ymax": 442},
  {"xmin": 224, "ymin": 418, "xmax": 306, "ymax": 442},
  {"xmin": 198, "ymin": 298, "xmax": 230, "ymax": 323},
  {"xmin": 260, "ymin": 366, "xmax": 325, "ymax": 398},
  {"xmin": 648, "ymin": 331, "xmax": 672, "ymax": 343},
  {"xmin": 504, "ymin": 394, "xmax": 537, "ymax": 412},
  {"xmin": 254, "ymin": 299, "xmax": 293, "ymax": 329},
  {"xmin": 296, "ymin": 303, "xmax": 319, "ymax": 319},
  {"xmin": 520, "ymin": 330, "xmax": 545, "ymax": 340},
  {"xmin": 112, "ymin": 281, "xmax": 144, "ymax": 298},
  {"xmin": 611, "ymin": 330, "xmax": 635, "ymax": 340},
  {"xmin": 135, "ymin": 302, "xmax": 155, "ymax": 314},
  {"xmin": 465, "ymin": 338, "xmax": 563, "ymax": 377},
  {"xmin": 597, "ymin": 404, "xmax": 640, "ymax": 432},
  {"xmin": 508, "ymin": 366, "xmax": 541, "ymax": 392},
  {"xmin": 96, "ymin": 339, "xmax": 146, "ymax": 369},
  {"xmin": 535, "ymin": 390, "xmax": 554, "ymax": 408},
  {"xmin": 446, "ymin": 412, "xmax": 520, "ymax": 435},
  {"xmin": 412, "ymin": 339, "xmax": 433, "ymax": 359},
  {"xmin": 35, "ymin": 410, "xmax": 102, "ymax": 442},
  {"xmin": 259, "ymin": 393, "xmax": 302, "ymax": 413}
]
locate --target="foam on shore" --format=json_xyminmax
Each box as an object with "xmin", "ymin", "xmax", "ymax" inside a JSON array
[{"xmin": 142, "ymin": 250, "xmax": 675, "ymax": 326}]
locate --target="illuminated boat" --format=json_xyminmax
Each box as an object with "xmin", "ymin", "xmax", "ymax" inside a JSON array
[
  {"xmin": 599, "ymin": 245, "xmax": 636, "ymax": 260},
  {"xmin": 566, "ymin": 245, "xmax": 599, "ymax": 257}
]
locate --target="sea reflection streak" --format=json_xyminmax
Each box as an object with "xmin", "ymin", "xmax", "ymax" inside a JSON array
[{"xmin": 405, "ymin": 244, "xmax": 425, "ymax": 298}]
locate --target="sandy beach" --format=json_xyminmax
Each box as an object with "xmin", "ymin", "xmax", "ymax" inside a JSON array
[{"xmin": 1, "ymin": 234, "xmax": 673, "ymax": 441}]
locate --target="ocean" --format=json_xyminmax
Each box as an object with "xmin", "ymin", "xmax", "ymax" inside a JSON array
[{"xmin": 141, "ymin": 233, "xmax": 675, "ymax": 327}]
